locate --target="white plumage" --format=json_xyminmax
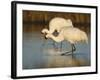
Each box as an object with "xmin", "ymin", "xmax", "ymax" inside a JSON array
[
  {"xmin": 46, "ymin": 27, "xmax": 88, "ymax": 44},
  {"xmin": 41, "ymin": 17, "xmax": 73, "ymax": 34}
]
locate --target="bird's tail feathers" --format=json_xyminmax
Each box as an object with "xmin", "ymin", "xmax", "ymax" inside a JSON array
[
  {"xmin": 81, "ymin": 32, "xmax": 88, "ymax": 44},
  {"xmin": 84, "ymin": 34, "xmax": 88, "ymax": 44}
]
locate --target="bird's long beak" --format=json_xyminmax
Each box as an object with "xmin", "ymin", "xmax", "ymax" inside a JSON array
[
  {"xmin": 45, "ymin": 36, "xmax": 47, "ymax": 39},
  {"xmin": 44, "ymin": 33, "xmax": 47, "ymax": 39}
]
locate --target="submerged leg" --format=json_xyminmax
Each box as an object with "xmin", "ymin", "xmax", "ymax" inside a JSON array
[
  {"xmin": 71, "ymin": 44, "xmax": 74, "ymax": 56},
  {"xmin": 73, "ymin": 44, "xmax": 76, "ymax": 51}
]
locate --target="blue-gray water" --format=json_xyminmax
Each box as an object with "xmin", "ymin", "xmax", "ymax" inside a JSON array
[{"xmin": 23, "ymin": 26, "xmax": 90, "ymax": 69}]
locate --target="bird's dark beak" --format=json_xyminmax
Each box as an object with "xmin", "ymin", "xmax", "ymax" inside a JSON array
[
  {"xmin": 45, "ymin": 36, "xmax": 47, "ymax": 39},
  {"xmin": 42, "ymin": 32, "xmax": 47, "ymax": 39},
  {"xmin": 44, "ymin": 33, "xmax": 47, "ymax": 39}
]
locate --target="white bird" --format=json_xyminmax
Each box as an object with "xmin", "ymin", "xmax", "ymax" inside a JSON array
[
  {"xmin": 41, "ymin": 17, "xmax": 73, "ymax": 34},
  {"xmin": 46, "ymin": 27, "xmax": 88, "ymax": 55},
  {"xmin": 41, "ymin": 17, "xmax": 73, "ymax": 49}
]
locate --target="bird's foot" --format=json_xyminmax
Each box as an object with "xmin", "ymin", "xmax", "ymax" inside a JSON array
[{"xmin": 61, "ymin": 52, "xmax": 71, "ymax": 56}]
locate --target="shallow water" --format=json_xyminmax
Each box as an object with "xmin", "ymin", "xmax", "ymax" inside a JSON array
[{"xmin": 23, "ymin": 25, "xmax": 90, "ymax": 69}]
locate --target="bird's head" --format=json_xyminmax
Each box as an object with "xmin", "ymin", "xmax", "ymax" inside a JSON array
[
  {"xmin": 41, "ymin": 28, "xmax": 49, "ymax": 39},
  {"xmin": 41, "ymin": 28, "xmax": 49, "ymax": 34}
]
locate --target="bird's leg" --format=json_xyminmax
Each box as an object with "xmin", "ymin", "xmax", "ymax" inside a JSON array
[
  {"xmin": 73, "ymin": 44, "xmax": 76, "ymax": 51},
  {"xmin": 71, "ymin": 44, "xmax": 76, "ymax": 55},
  {"xmin": 71, "ymin": 44, "xmax": 74, "ymax": 56},
  {"xmin": 71, "ymin": 44, "xmax": 76, "ymax": 57}
]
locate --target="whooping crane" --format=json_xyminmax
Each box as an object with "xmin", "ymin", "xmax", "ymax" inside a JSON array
[{"xmin": 41, "ymin": 17, "xmax": 73, "ymax": 49}]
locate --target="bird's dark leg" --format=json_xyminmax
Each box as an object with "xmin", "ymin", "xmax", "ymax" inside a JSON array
[
  {"xmin": 71, "ymin": 44, "xmax": 76, "ymax": 55},
  {"xmin": 73, "ymin": 44, "xmax": 76, "ymax": 51},
  {"xmin": 71, "ymin": 44, "xmax": 74, "ymax": 56},
  {"xmin": 71, "ymin": 44, "xmax": 76, "ymax": 57}
]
